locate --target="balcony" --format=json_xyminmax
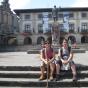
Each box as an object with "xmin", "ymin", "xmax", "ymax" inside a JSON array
[
  {"xmin": 1, "ymin": 30, "xmax": 14, "ymax": 35},
  {"xmin": 21, "ymin": 30, "xmax": 32, "ymax": 36},
  {"xmin": 80, "ymin": 29, "xmax": 88, "ymax": 34},
  {"xmin": 44, "ymin": 30, "xmax": 51, "ymax": 35},
  {"xmin": 38, "ymin": 30, "xmax": 43, "ymax": 34},
  {"xmin": 60, "ymin": 29, "xmax": 68, "ymax": 35},
  {"xmin": 69, "ymin": 30, "xmax": 74, "ymax": 33}
]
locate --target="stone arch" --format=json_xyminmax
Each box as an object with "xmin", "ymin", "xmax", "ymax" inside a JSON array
[
  {"xmin": 68, "ymin": 36, "xmax": 76, "ymax": 44},
  {"xmin": 24, "ymin": 37, "xmax": 32, "ymax": 45},
  {"xmin": 37, "ymin": 36, "xmax": 45, "ymax": 44},
  {"xmin": 3, "ymin": 37, "xmax": 17, "ymax": 45},
  {"xmin": 8, "ymin": 37, "xmax": 17, "ymax": 45},
  {"xmin": 81, "ymin": 36, "xmax": 88, "ymax": 43}
]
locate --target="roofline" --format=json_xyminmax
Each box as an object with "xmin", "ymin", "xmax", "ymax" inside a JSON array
[{"xmin": 14, "ymin": 7, "xmax": 88, "ymax": 15}]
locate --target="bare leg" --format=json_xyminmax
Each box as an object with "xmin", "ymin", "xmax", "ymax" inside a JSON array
[
  {"xmin": 56, "ymin": 64, "xmax": 60, "ymax": 74},
  {"xmin": 49, "ymin": 63, "xmax": 55, "ymax": 80},
  {"xmin": 39, "ymin": 62, "xmax": 46, "ymax": 80},
  {"xmin": 71, "ymin": 64, "xmax": 77, "ymax": 81},
  {"xmin": 55, "ymin": 63, "xmax": 61, "ymax": 81}
]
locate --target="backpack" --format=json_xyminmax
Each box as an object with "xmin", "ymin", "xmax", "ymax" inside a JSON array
[{"xmin": 60, "ymin": 46, "xmax": 71, "ymax": 58}]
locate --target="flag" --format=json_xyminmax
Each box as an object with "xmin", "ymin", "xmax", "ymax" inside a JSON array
[
  {"xmin": 42, "ymin": 12, "xmax": 49, "ymax": 33},
  {"xmin": 63, "ymin": 12, "xmax": 69, "ymax": 32}
]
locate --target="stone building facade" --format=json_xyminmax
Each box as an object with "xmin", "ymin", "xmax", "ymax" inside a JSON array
[
  {"xmin": 14, "ymin": 7, "xmax": 88, "ymax": 45},
  {"xmin": 0, "ymin": 0, "xmax": 19, "ymax": 46}
]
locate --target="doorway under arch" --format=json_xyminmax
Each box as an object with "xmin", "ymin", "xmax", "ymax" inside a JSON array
[
  {"xmin": 81, "ymin": 36, "xmax": 88, "ymax": 43},
  {"xmin": 24, "ymin": 37, "xmax": 32, "ymax": 45},
  {"xmin": 8, "ymin": 37, "xmax": 17, "ymax": 45},
  {"xmin": 68, "ymin": 36, "xmax": 76, "ymax": 44},
  {"xmin": 37, "ymin": 37, "xmax": 45, "ymax": 44}
]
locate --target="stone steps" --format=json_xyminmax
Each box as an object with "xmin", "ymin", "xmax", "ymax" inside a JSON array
[
  {"xmin": 0, "ymin": 78, "xmax": 88, "ymax": 87},
  {"xmin": 0, "ymin": 66, "xmax": 88, "ymax": 87},
  {"xmin": 0, "ymin": 87, "xmax": 86, "ymax": 88},
  {"xmin": 0, "ymin": 86, "xmax": 51, "ymax": 88},
  {"xmin": 0, "ymin": 77, "xmax": 87, "ymax": 82},
  {"xmin": 27, "ymin": 48, "xmax": 86, "ymax": 54},
  {"xmin": 0, "ymin": 65, "xmax": 88, "ymax": 71},
  {"xmin": 0, "ymin": 44, "xmax": 87, "ymax": 52},
  {"xmin": 0, "ymin": 87, "xmax": 46, "ymax": 88},
  {"xmin": 0, "ymin": 70, "xmax": 88, "ymax": 78}
]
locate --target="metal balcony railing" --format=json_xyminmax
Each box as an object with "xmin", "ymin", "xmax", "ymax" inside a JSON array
[
  {"xmin": 23, "ymin": 30, "xmax": 32, "ymax": 34},
  {"xmin": 44, "ymin": 30, "xmax": 51, "ymax": 35},
  {"xmin": 69, "ymin": 30, "xmax": 74, "ymax": 33},
  {"xmin": 38, "ymin": 30, "xmax": 43, "ymax": 34},
  {"xmin": 81, "ymin": 29, "xmax": 88, "ymax": 34}
]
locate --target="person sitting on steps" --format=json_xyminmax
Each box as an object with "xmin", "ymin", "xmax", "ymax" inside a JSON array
[
  {"xmin": 55, "ymin": 38, "xmax": 77, "ymax": 81},
  {"xmin": 39, "ymin": 40, "xmax": 55, "ymax": 81}
]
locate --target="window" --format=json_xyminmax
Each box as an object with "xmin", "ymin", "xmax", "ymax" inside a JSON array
[
  {"xmin": 38, "ymin": 14, "xmax": 43, "ymax": 20},
  {"xmin": 58, "ymin": 13, "xmax": 63, "ymax": 18},
  {"xmin": 59, "ymin": 24, "xmax": 64, "ymax": 31},
  {"xmin": 3, "ymin": 13, "xmax": 8, "ymax": 24},
  {"xmin": 0, "ymin": 11, "xmax": 1, "ymax": 23},
  {"xmin": 24, "ymin": 24, "xmax": 31, "ymax": 32},
  {"xmin": 81, "ymin": 13, "xmax": 87, "ymax": 18},
  {"xmin": 38, "ymin": 24, "xmax": 43, "ymax": 33},
  {"xmin": 69, "ymin": 13, "xmax": 74, "ymax": 18},
  {"xmin": 48, "ymin": 14, "xmax": 52, "ymax": 20},
  {"xmin": 69, "ymin": 23, "xmax": 74, "ymax": 30},
  {"xmin": 81, "ymin": 23, "xmax": 87, "ymax": 30},
  {"xmin": 24, "ymin": 15, "xmax": 30, "ymax": 20},
  {"xmin": 0, "ymin": 24, "xmax": 1, "ymax": 32},
  {"xmin": 48, "ymin": 24, "xmax": 52, "ymax": 32},
  {"xmin": 69, "ymin": 23, "xmax": 74, "ymax": 32}
]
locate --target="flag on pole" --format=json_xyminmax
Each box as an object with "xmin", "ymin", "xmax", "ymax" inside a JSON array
[
  {"xmin": 63, "ymin": 12, "xmax": 69, "ymax": 32},
  {"xmin": 42, "ymin": 12, "xmax": 49, "ymax": 33}
]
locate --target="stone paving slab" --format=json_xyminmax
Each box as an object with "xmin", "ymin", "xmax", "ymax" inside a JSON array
[
  {"xmin": 0, "ymin": 51, "xmax": 88, "ymax": 66},
  {"xmin": 0, "ymin": 79, "xmax": 88, "ymax": 87},
  {"xmin": 0, "ymin": 70, "xmax": 87, "ymax": 79},
  {"xmin": 0, "ymin": 71, "xmax": 40, "ymax": 74},
  {"xmin": 0, "ymin": 70, "xmax": 87, "ymax": 74},
  {"xmin": 0, "ymin": 86, "xmax": 87, "ymax": 88},
  {"xmin": 0, "ymin": 78, "xmax": 88, "ymax": 82},
  {"xmin": 0, "ymin": 87, "xmax": 47, "ymax": 88}
]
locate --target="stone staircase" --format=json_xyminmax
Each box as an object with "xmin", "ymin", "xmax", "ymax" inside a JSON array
[
  {"xmin": 0, "ymin": 65, "xmax": 88, "ymax": 87},
  {"xmin": 0, "ymin": 44, "xmax": 87, "ymax": 52}
]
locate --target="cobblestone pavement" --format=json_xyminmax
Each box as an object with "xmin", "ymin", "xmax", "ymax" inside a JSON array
[{"xmin": 0, "ymin": 51, "xmax": 88, "ymax": 66}]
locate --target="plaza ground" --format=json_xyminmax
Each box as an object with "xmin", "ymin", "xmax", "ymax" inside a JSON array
[{"xmin": 0, "ymin": 51, "xmax": 88, "ymax": 66}]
